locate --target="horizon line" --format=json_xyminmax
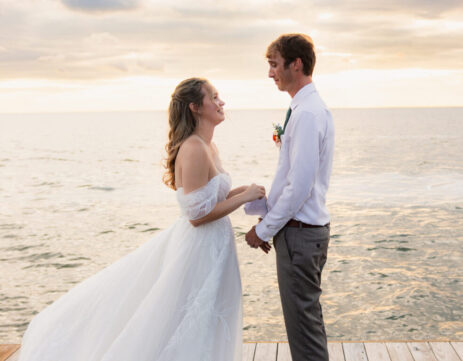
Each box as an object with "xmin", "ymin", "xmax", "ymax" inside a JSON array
[{"xmin": 1, "ymin": 105, "xmax": 462, "ymax": 115}]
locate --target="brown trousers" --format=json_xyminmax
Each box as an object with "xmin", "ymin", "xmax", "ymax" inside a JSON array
[{"xmin": 274, "ymin": 224, "xmax": 330, "ymax": 361}]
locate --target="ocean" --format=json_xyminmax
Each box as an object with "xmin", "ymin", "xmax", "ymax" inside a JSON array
[{"xmin": 1, "ymin": 107, "xmax": 462, "ymax": 342}]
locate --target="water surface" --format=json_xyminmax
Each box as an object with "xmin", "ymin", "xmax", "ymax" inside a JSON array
[{"xmin": 1, "ymin": 108, "xmax": 462, "ymax": 342}]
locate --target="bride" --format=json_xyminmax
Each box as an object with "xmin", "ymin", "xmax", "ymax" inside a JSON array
[{"xmin": 18, "ymin": 78, "xmax": 265, "ymax": 361}]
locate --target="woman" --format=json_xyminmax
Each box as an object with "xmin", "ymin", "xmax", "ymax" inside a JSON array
[{"xmin": 18, "ymin": 78, "xmax": 265, "ymax": 361}]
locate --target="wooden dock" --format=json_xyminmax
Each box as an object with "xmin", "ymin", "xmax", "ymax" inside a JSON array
[{"xmin": 1, "ymin": 341, "xmax": 462, "ymax": 360}]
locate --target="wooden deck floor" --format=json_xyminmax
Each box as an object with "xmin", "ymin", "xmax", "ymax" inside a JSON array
[{"xmin": 1, "ymin": 341, "xmax": 462, "ymax": 361}]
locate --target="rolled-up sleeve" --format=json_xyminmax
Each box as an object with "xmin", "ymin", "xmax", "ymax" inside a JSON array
[{"xmin": 256, "ymin": 111, "xmax": 321, "ymax": 241}]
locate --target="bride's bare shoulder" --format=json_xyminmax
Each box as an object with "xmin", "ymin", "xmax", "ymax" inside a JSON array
[
  {"xmin": 180, "ymin": 134, "xmax": 203, "ymax": 148},
  {"xmin": 176, "ymin": 135, "xmax": 211, "ymax": 192},
  {"xmin": 177, "ymin": 135, "xmax": 209, "ymax": 165}
]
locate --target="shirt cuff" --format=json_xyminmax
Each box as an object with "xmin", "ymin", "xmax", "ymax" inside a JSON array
[{"xmin": 255, "ymin": 222, "xmax": 272, "ymax": 242}]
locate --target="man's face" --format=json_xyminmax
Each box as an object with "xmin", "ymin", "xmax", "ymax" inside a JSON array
[{"xmin": 267, "ymin": 51, "xmax": 293, "ymax": 92}]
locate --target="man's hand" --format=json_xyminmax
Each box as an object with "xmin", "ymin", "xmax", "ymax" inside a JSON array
[
  {"xmin": 259, "ymin": 241, "xmax": 272, "ymax": 254},
  {"xmin": 245, "ymin": 226, "xmax": 271, "ymax": 254}
]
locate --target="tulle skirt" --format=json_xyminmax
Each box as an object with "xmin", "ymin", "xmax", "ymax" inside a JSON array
[{"xmin": 18, "ymin": 216, "xmax": 242, "ymax": 361}]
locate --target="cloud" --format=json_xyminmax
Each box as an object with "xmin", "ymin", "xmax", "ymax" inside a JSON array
[
  {"xmin": 0, "ymin": 0, "xmax": 462, "ymax": 82},
  {"xmin": 1, "ymin": 0, "xmax": 463, "ymax": 110},
  {"xmin": 82, "ymin": 32, "xmax": 121, "ymax": 50},
  {"xmin": 61, "ymin": 0, "xmax": 140, "ymax": 12},
  {"xmin": 308, "ymin": 0, "xmax": 463, "ymax": 18}
]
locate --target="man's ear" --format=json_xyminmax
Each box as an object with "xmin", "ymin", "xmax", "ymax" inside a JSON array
[{"xmin": 293, "ymin": 58, "xmax": 303, "ymax": 72}]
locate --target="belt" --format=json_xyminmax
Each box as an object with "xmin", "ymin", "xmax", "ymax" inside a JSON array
[{"xmin": 285, "ymin": 219, "xmax": 330, "ymax": 228}]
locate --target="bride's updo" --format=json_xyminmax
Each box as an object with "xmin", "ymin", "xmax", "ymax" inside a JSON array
[{"xmin": 163, "ymin": 77, "xmax": 208, "ymax": 190}]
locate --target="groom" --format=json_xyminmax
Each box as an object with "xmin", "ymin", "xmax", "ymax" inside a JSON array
[{"xmin": 245, "ymin": 33, "xmax": 334, "ymax": 361}]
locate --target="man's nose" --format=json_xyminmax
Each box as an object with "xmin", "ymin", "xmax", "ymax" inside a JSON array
[{"xmin": 268, "ymin": 68, "xmax": 274, "ymax": 78}]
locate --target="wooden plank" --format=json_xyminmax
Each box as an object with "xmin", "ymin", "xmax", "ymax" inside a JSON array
[
  {"xmin": 451, "ymin": 342, "xmax": 463, "ymax": 360},
  {"xmin": 328, "ymin": 342, "xmax": 345, "ymax": 361},
  {"xmin": 365, "ymin": 342, "xmax": 392, "ymax": 361},
  {"xmin": 277, "ymin": 342, "xmax": 292, "ymax": 361},
  {"xmin": 343, "ymin": 343, "xmax": 368, "ymax": 361},
  {"xmin": 430, "ymin": 342, "xmax": 461, "ymax": 361},
  {"xmin": 386, "ymin": 342, "xmax": 414, "ymax": 361},
  {"xmin": 408, "ymin": 342, "xmax": 438, "ymax": 361},
  {"xmin": 254, "ymin": 343, "xmax": 278, "ymax": 361},
  {"xmin": 243, "ymin": 343, "xmax": 256, "ymax": 361},
  {"xmin": 2, "ymin": 342, "xmax": 462, "ymax": 361},
  {"xmin": 0, "ymin": 345, "xmax": 20, "ymax": 361},
  {"xmin": 5, "ymin": 349, "xmax": 20, "ymax": 361}
]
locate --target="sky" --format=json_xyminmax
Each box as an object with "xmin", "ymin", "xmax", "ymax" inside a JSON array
[{"xmin": 0, "ymin": 0, "xmax": 462, "ymax": 112}]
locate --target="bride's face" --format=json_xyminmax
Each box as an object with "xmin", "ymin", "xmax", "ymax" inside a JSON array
[{"xmin": 198, "ymin": 84, "xmax": 225, "ymax": 125}]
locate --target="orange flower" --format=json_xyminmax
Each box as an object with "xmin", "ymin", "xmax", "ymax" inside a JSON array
[{"xmin": 273, "ymin": 123, "xmax": 283, "ymax": 147}]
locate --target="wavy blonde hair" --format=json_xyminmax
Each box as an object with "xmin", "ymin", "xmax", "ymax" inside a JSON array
[{"xmin": 163, "ymin": 77, "xmax": 209, "ymax": 190}]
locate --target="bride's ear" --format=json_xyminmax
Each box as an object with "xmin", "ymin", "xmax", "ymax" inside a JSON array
[{"xmin": 189, "ymin": 102, "xmax": 200, "ymax": 115}]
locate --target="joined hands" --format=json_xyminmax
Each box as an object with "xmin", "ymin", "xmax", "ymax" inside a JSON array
[
  {"xmin": 241, "ymin": 184, "xmax": 271, "ymax": 254},
  {"xmin": 242, "ymin": 183, "xmax": 266, "ymax": 202},
  {"xmin": 245, "ymin": 223, "xmax": 272, "ymax": 254}
]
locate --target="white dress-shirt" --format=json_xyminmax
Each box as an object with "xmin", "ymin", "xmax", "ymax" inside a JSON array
[{"xmin": 255, "ymin": 82, "xmax": 335, "ymax": 242}]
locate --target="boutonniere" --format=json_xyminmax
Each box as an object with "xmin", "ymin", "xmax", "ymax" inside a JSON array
[{"xmin": 272, "ymin": 123, "xmax": 284, "ymax": 148}]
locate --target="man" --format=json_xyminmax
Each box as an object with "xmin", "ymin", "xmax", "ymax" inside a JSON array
[{"xmin": 245, "ymin": 33, "xmax": 335, "ymax": 361}]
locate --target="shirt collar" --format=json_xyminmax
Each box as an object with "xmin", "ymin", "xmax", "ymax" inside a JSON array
[{"xmin": 290, "ymin": 82, "xmax": 316, "ymax": 111}]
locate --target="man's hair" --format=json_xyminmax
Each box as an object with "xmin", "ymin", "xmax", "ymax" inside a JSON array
[{"xmin": 266, "ymin": 33, "xmax": 316, "ymax": 76}]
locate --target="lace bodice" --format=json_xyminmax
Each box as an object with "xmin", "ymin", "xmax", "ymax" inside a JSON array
[{"xmin": 176, "ymin": 173, "xmax": 232, "ymax": 220}]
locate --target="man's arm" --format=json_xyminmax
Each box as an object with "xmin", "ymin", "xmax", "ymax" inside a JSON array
[{"xmin": 255, "ymin": 111, "xmax": 322, "ymax": 241}]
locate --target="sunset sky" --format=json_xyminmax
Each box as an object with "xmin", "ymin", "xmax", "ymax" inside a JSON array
[{"xmin": 0, "ymin": 0, "xmax": 462, "ymax": 112}]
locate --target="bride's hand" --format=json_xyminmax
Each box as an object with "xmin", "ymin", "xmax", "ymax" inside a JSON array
[{"xmin": 242, "ymin": 183, "xmax": 265, "ymax": 202}]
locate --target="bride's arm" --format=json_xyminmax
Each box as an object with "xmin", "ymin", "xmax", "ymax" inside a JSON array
[
  {"xmin": 190, "ymin": 186, "xmax": 263, "ymax": 227},
  {"xmin": 179, "ymin": 142, "xmax": 264, "ymax": 227},
  {"xmin": 226, "ymin": 186, "xmax": 248, "ymax": 199}
]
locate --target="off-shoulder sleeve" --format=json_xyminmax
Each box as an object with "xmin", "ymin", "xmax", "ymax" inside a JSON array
[{"xmin": 177, "ymin": 177, "xmax": 220, "ymax": 220}]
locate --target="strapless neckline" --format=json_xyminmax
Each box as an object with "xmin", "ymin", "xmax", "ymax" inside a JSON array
[{"xmin": 176, "ymin": 172, "xmax": 230, "ymax": 194}]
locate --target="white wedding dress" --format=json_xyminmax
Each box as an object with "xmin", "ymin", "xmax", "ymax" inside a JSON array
[{"xmin": 18, "ymin": 173, "xmax": 242, "ymax": 361}]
